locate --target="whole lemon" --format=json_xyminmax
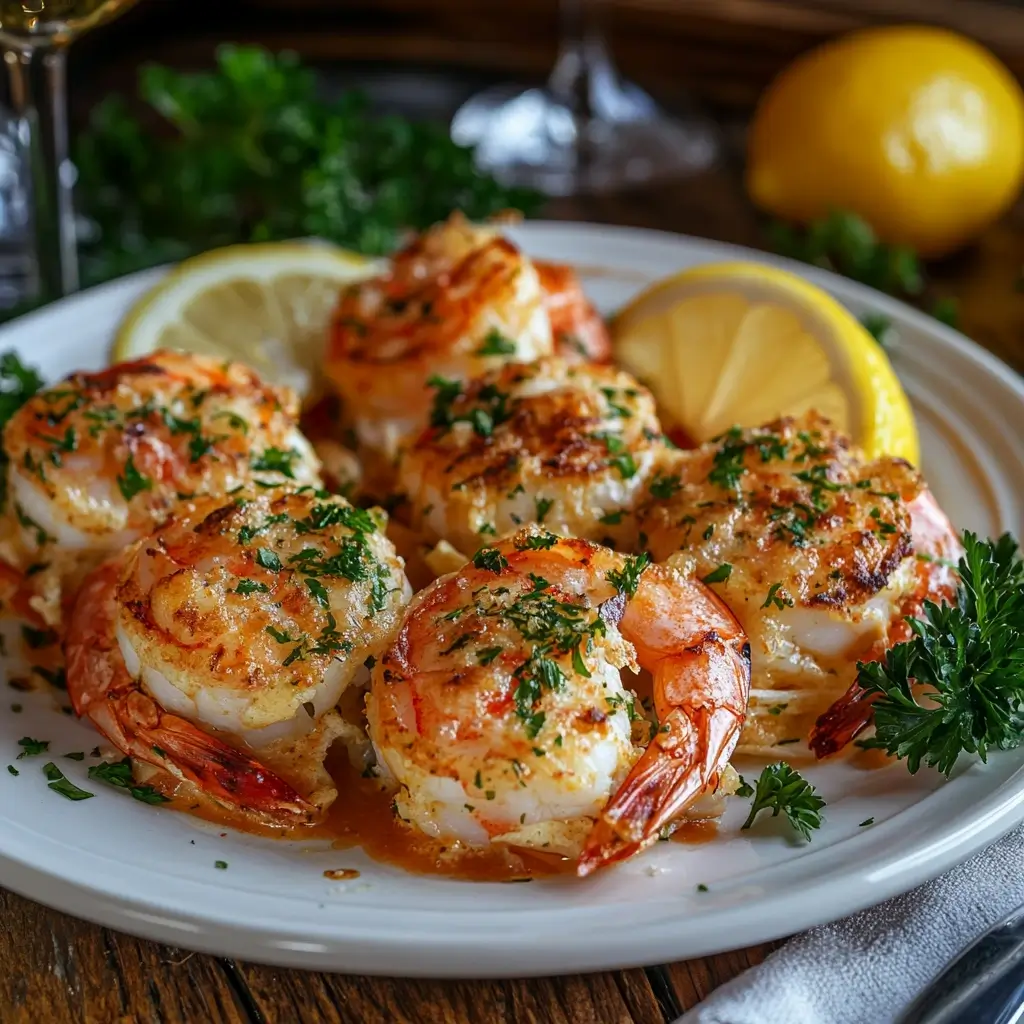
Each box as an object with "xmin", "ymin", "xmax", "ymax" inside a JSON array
[{"xmin": 747, "ymin": 26, "xmax": 1024, "ymax": 258}]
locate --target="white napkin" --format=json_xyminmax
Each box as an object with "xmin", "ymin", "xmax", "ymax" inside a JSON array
[{"xmin": 679, "ymin": 826, "xmax": 1024, "ymax": 1024}]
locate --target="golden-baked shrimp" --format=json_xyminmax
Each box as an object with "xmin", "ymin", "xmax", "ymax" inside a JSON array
[
  {"xmin": 66, "ymin": 489, "xmax": 411, "ymax": 826},
  {"xmin": 535, "ymin": 261, "xmax": 612, "ymax": 364},
  {"xmin": 367, "ymin": 527, "xmax": 750, "ymax": 875},
  {"xmin": 397, "ymin": 357, "xmax": 669, "ymax": 556},
  {"xmin": 325, "ymin": 214, "xmax": 553, "ymax": 462},
  {"xmin": 1, "ymin": 350, "xmax": 320, "ymax": 625},
  {"xmin": 634, "ymin": 413, "xmax": 960, "ymax": 756}
]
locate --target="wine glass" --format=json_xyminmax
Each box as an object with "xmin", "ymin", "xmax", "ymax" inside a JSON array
[
  {"xmin": 450, "ymin": 0, "xmax": 717, "ymax": 196},
  {"xmin": 0, "ymin": 0, "xmax": 141, "ymax": 302}
]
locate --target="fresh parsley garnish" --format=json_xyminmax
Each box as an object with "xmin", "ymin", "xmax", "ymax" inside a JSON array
[
  {"xmin": 768, "ymin": 209, "xmax": 923, "ymax": 297},
  {"xmin": 648, "ymin": 472, "xmax": 681, "ymax": 500},
  {"xmin": 0, "ymin": 353, "xmax": 43, "ymax": 508},
  {"xmin": 855, "ymin": 531, "xmax": 1024, "ymax": 777},
  {"xmin": 762, "ymin": 582, "xmax": 794, "ymax": 610},
  {"xmin": 476, "ymin": 328, "xmax": 517, "ymax": 356},
  {"xmin": 251, "ymin": 447, "xmax": 298, "ymax": 479},
  {"xmin": 234, "ymin": 578, "xmax": 269, "ymax": 596},
  {"xmin": 740, "ymin": 763, "xmax": 825, "ymax": 841},
  {"xmin": 702, "ymin": 563, "xmax": 732, "ymax": 585},
  {"xmin": 43, "ymin": 762, "xmax": 94, "ymax": 801},
  {"xmin": 67, "ymin": 44, "xmax": 538, "ymax": 296},
  {"xmin": 254, "ymin": 548, "xmax": 283, "ymax": 572},
  {"xmin": 606, "ymin": 553, "xmax": 650, "ymax": 598},
  {"xmin": 16, "ymin": 736, "xmax": 49, "ymax": 759},
  {"xmin": 88, "ymin": 758, "xmax": 170, "ymax": 804},
  {"xmin": 473, "ymin": 547, "xmax": 508, "ymax": 574},
  {"xmin": 117, "ymin": 452, "xmax": 152, "ymax": 502}
]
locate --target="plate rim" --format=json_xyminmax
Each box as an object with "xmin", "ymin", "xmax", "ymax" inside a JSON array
[{"xmin": 0, "ymin": 220, "xmax": 1022, "ymax": 977}]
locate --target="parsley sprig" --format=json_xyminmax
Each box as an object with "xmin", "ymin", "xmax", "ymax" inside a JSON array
[
  {"xmin": 741, "ymin": 763, "xmax": 825, "ymax": 841},
  {"xmin": 856, "ymin": 531, "xmax": 1024, "ymax": 777},
  {"xmin": 68, "ymin": 45, "xmax": 540, "ymax": 293}
]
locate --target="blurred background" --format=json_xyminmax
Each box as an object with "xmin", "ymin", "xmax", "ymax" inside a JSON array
[{"xmin": 0, "ymin": 0, "xmax": 1022, "ymax": 366}]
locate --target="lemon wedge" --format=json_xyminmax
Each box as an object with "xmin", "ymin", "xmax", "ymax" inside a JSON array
[
  {"xmin": 611, "ymin": 261, "xmax": 919, "ymax": 465},
  {"xmin": 112, "ymin": 242, "xmax": 379, "ymax": 400}
]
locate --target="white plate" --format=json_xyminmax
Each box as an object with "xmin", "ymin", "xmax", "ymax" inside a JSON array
[{"xmin": 0, "ymin": 222, "xmax": 1022, "ymax": 979}]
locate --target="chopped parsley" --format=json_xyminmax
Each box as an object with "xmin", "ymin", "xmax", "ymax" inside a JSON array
[
  {"xmin": 648, "ymin": 472, "xmax": 681, "ymax": 501},
  {"xmin": 117, "ymin": 453, "xmax": 152, "ymax": 502},
  {"xmin": 88, "ymin": 758, "xmax": 170, "ymax": 804},
  {"xmin": 514, "ymin": 531, "xmax": 559, "ymax": 551},
  {"xmin": 251, "ymin": 447, "xmax": 300, "ymax": 478},
  {"xmin": 16, "ymin": 736, "xmax": 48, "ymax": 759},
  {"xmin": 701, "ymin": 563, "xmax": 732, "ymax": 585},
  {"xmin": 43, "ymin": 762, "xmax": 94, "ymax": 801},
  {"xmin": 534, "ymin": 497, "xmax": 554, "ymax": 523},
  {"xmin": 476, "ymin": 328, "xmax": 517, "ymax": 356},
  {"xmin": 473, "ymin": 547, "xmax": 508, "ymax": 574},
  {"xmin": 762, "ymin": 582, "xmax": 794, "ymax": 610},
  {"xmin": 254, "ymin": 548, "xmax": 283, "ymax": 572},
  {"xmin": 606, "ymin": 553, "xmax": 650, "ymax": 598},
  {"xmin": 234, "ymin": 578, "xmax": 270, "ymax": 596}
]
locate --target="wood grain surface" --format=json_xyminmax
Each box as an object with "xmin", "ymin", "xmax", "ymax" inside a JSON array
[{"xmin": 5, "ymin": 6, "xmax": 1024, "ymax": 1021}]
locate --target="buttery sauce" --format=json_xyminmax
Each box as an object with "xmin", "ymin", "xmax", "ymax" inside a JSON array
[{"xmin": 163, "ymin": 748, "xmax": 720, "ymax": 880}]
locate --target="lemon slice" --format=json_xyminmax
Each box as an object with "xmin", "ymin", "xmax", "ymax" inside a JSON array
[
  {"xmin": 611, "ymin": 261, "xmax": 919, "ymax": 464},
  {"xmin": 112, "ymin": 242, "xmax": 380, "ymax": 399}
]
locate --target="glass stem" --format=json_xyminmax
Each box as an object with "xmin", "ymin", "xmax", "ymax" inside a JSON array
[{"xmin": 4, "ymin": 45, "xmax": 78, "ymax": 301}]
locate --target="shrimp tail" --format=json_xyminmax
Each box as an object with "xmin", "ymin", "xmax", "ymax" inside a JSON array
[
  {"xmin": 117, "ymin": 695, "xmax": 313, "ymax": 818},
  {"xmin": 578, "ymin": 641, "xmax": 749, "ymax": 877},
  {"xmin": 66, "ymin": 556, "xmax": 315, "ymax": 823},
  {"xmin": 809, "ymin": 683, "xmax": 880, "ymax": 758}
]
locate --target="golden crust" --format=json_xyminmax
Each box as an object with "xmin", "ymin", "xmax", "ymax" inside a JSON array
[
  {"xmin": 397, "ymin": 357, "xmax": 666, "ymax": 553},
  {"xmin": 637, "ymin": 412, "xmax": 921, "ymax": 611}
]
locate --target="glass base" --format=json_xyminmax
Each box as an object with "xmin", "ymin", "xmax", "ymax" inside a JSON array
[{"xmin": 451, "ymin": 83, "xmax": 717, "ymax": 196}]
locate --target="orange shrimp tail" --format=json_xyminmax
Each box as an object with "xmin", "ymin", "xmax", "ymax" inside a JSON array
[
  {"xmin": 120, "ymin": 697, "xmax": 314, "ymax": 820},
  {"xmin": 577, "ymin": 745, "xmax": 720, "ymax": 876},
  {"xmin": 578, "ymin": 705, "xmax": 741, "ymax": 877},
  {"xmin": 66, "ymin": 557, "xmax": 315, "ymax": 824},
  {"xmin": 809, "ymin": 684, "xmax": 880, "ymax": 759}
]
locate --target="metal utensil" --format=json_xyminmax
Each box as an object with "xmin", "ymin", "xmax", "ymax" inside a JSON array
[{"xmin": 899, "ymin": 905, "xmax": 1024, "ymax": 1024}]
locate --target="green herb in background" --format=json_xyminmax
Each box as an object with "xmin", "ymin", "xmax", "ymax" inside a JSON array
[
  {"xmin": 72, "ymin": 44, "xmax": 541, "ymax": 289},
  {"xmin": 860, "ymin": 312, "xmax": 897, "ymax": 351},
  {"xmin": 768, "ymin": 209, "xmax": 924, "ymax": 297}
]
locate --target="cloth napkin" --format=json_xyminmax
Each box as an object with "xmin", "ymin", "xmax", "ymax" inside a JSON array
[{"xmin": 679, "ymin": 825, "xmax": 1024, "ymax": 1024}]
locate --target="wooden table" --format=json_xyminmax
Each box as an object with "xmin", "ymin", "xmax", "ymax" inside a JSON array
[{"xmin": 2, "ymin": 146, "xmax": 1023, "ymax": 1024}]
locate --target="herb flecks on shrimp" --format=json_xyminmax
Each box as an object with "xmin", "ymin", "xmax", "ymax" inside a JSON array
[
  {"xmin": 636, "ymin": 412, "xmax": 960, "ymax": 755},
  {"xmin": 1, "ymin": 349, "xmax": 321, "ymax": 628},
  {"xmin": 367, "ymin": 527, "xmax": 750, "ymax": 875},
  {"xmin": 66, "ymin": 489, "xmax": 411, "ymax": 826},
  {"xmin": 399, "ymin": 357, "xmax": 668, "ymax": 554}
]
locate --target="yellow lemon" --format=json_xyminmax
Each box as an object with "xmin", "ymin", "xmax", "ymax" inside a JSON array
[
  {"xmin": 113, "ymin": 242, "xmax": 379, "ymax": 400},
  {"xmin": 611, "ymin": 261, "xmax": 919, "ymax": 465},
  {"xmin": 748, "ymin": 26, "xmax": 1024, "ymax": 258}
]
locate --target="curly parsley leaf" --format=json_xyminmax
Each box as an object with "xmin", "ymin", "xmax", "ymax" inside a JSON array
[
  {"xmin": 740, "ymin": 762, "xmax": 825, "ymax": 841},
  {"xmin": 857, "ymin": 531, "xmax": 1024, "ymax": 777}
]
